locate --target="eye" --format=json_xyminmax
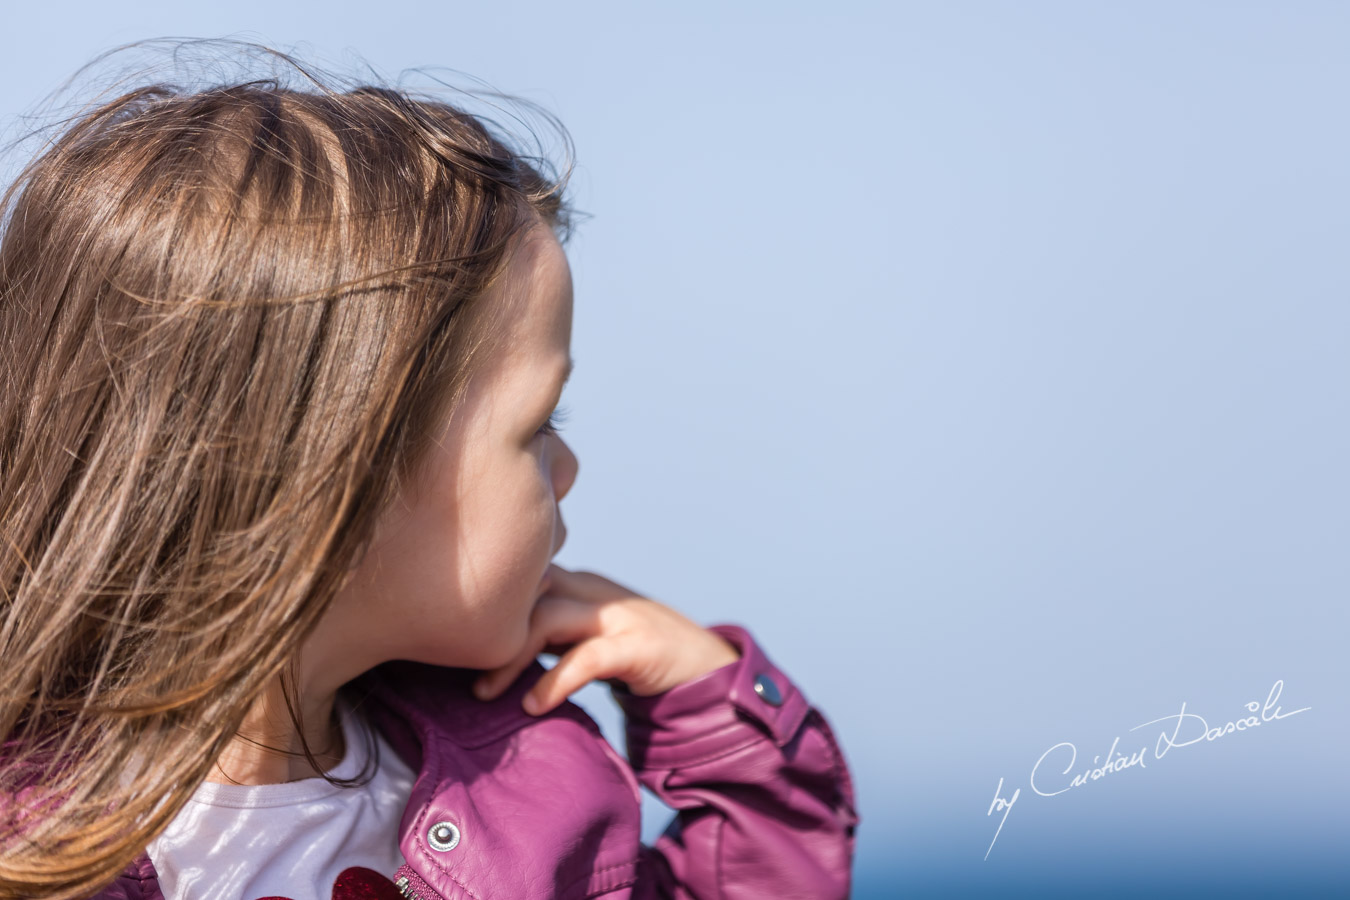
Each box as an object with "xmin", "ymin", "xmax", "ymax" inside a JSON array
[{"xmin": 537, "ymin": 403, "xmax": 570, "ymax": 438}]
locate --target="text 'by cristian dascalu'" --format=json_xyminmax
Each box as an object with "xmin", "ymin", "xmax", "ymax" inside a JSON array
[{"xmin": 983, "ymin": 679, "xmax": 1311, "ymax": 860}]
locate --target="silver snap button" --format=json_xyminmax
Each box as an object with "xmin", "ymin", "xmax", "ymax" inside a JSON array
[
  {"xmin": 428, "ymin": 820, "xmax": 460, "ymax": 852},
  {"xmin": 753, "ymin": 672, "xmax": 783, "ymax": 706}
]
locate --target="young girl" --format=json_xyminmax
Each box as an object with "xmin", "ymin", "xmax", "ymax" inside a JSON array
[{"xmin": 0, "ymin": 43, "xmax": 860, "ymax": 900}]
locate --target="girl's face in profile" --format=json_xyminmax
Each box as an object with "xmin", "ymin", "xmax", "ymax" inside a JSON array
[{"xmin": 331, "ymin": 222, "xmax": 578, "ymax": 671}]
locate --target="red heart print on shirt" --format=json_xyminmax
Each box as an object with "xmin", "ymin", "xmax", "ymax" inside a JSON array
[{"xmin": 255, "ymin": 865, "xmax": 406, "ymax": 900}]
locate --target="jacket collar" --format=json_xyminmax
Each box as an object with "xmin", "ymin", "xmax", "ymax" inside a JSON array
[
  {"xmin": 350, "ymin": 657, "xmax": 642, "ymax": 899},
  {"xmin": 109, "ymin": 658, "xmax": 641, "ymax": 900}
]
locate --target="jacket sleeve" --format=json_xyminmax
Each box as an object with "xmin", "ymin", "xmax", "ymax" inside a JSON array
[{"xmin": 610, "ymin": 623, "xmax": 860, "ymax": 900}]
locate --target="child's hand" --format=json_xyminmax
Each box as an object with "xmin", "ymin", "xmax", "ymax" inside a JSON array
[{"xmin": 471, "ymin": 566, "xmax": 741, "ymax": 715}]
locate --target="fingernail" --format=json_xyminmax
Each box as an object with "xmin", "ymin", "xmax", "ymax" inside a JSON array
[
  {"xmin": 473, "ymin": 680, "xmax": 490, "ymax": 700},
  {"xmin": 522, "ymin": 693, "xmax": 540, "ymax": 715}
]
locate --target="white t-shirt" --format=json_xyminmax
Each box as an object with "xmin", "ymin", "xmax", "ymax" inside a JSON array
[{"xmin": 146, "ymin": 698, "xmax": 417, "ymax": 900}]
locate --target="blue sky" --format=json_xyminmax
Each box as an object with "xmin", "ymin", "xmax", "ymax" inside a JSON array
[{"xmin": 2, "ymin": 3, "xmax": 1346, "ymax": 895}]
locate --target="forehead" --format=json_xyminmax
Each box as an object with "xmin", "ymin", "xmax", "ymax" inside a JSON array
[
  {"xmin": 501, "ymin": 224, "xmax": 571, "ymax": 317},
  {"xmin": 471, "ymin": 223, "xmax": 573, "ymax": 390}
]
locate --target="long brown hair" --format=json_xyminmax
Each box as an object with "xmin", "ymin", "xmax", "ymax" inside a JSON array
[{"xmin": 0, "ymin": 39, "xmax": 574, "ymax": 899}]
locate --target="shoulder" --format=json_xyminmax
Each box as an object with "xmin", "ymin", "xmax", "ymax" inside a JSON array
[
  {"xmin": 350, "ymin": 657, "xmax": 641, "ymax": 811},
  {"xmin": 0, "ymin": 760, "xmax": 163, "ymax": 900},
  {"xmin": 351, "ymin": 657, "xmax": 613, "ymax": 753},
  {"xmin": 351, "ymin": 660, "xmax": 646, "ymax": 899},
  {"xmin": 88, "ymin": 853, "xmax": 160, "ymax": 900}
]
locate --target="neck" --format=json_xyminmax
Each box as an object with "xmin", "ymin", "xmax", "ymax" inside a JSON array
[
  {"xmin": 205, "ymin": 675, "xmax": 346, "ymax": 786},
  {"xmin": 205, "ymin": 574, "xmax": 394, "ymax": 785}
]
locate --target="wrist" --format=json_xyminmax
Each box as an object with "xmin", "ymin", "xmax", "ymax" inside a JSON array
[
  {"xmin": 613, "ymin": 624, "xmax": 812, "ymax": 768},
  {"xmin": 701, "ymin": 633, "xmax": 741, "ymax": 674}
]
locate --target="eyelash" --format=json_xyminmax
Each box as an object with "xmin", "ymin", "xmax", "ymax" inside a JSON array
[{"xmin": 537, "ymin": 404, "xmax": 570, "ymax": 438}]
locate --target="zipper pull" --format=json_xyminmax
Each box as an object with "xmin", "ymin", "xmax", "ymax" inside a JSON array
[{"xmin": 393, "ymin": 863, "xmax": 438, "ymax": 900}]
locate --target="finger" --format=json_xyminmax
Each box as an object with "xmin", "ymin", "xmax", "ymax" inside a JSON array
[
  {"xmin": 523, "ymin": 633, "xmax": 627, "ymax": 716},
  {"xmin": 542, "ymin": 566, "xmax": 642, "ymax": 605},
  {"xmin": 472, "ymin": 597, "xmax": 599, "ymax": 700},
  {"xmin": 472, "ymin": 618, "xmax": 571, "ymax": 701}
]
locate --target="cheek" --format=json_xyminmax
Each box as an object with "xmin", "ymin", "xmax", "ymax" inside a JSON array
[
  {"xmin": 474, "ymin": 482, "xmax": 554, "ymax": 567},
  {"xmin": 330, "ymin": 459, "xmax": 558, "ymax": 668},
  {"xmin": 456, "ymin": 462, "xmax": 554, "ymax": 573}
]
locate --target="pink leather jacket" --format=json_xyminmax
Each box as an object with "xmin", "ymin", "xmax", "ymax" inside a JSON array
[{"xmin": 92, "ymin": 624, "xmax": 860, "ymax": 899}]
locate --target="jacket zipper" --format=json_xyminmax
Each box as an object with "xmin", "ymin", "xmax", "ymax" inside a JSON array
[
  {"xmin": 393, "ymin": 862, "xmax": 438, "ymax": 900},
  {"xmin": 393, "ymin": 874, "xmax": 420, "ymax": 900}
]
